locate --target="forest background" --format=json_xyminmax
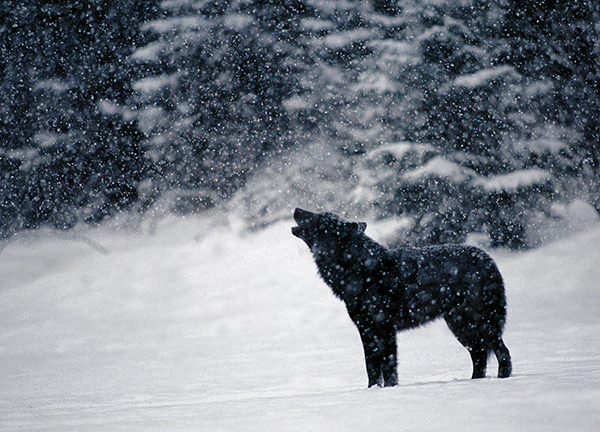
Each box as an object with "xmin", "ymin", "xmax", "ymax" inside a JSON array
[{"xmin": 2, "ymin": 0, "xmax": 599, "ymax": 249}]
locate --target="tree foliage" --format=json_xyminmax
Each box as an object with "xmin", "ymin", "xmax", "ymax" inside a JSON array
[
  {"xmin": 130, "ymin": 0, "xmax": 309, "ymax": 203},
  {"xmin": 0, "ymin": 0, "xmax": 157, "ymax": 236},
  {"xmin": 342, "ymin": 0, "xmax": 597, "ymax": 248},
  {"xmin": 1, "ymin": 0, "xmax": 599, "ymax": 247}
]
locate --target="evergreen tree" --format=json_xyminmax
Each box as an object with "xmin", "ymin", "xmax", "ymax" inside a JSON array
[
  {"xmin": 131, "ymin": 0, "xmax": 309, "ymax": 207},
  {"xmin": 300, "ymin": 0, "xmax": 401, "ymax": 153},
  {"xmin": 0, "ymin": 1, "xmax": 157, "ymax": 236},
  {"xmin": 2, "ymin": 0, "xmax": 597, "ymax": 243},
  {"xmin": 235, "ymin": 0, "xmax": 408, "ymax": 227},
  {"xmin": 502, "ymin": 0, "xmax": 600, "ymax": 212},
  {"xmin": 350, "ymin": 0, "xmax": 567, "ymax": 248}
]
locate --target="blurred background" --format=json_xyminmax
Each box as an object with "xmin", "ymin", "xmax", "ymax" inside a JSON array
[{"xmin": 2, "ymin": 0, "xmax": 599, "ymax": 249}]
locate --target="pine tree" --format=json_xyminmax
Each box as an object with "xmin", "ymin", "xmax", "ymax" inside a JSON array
[
  {"xmin": 502, "ymin": 0, "xmax": 600, "ymax": 212},
  {"xmin": 300, "ymin": 0, "xmax": 402, "ymax": 153},
  {"xmin": 0, "ymin": 1, "xmax": 157, "ymax": 236},
  {"xmin": 131, "ymin": 0, "xmax": 308, "ymax": 208},
  {"xmin": 350, "ymin": 0, "xmax": 567, "ymax": 248}
]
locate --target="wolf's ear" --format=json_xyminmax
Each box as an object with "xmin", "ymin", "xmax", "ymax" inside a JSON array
[{"xmin": 349, "ymin": 221, "xmax": 367, "ymax": 234}]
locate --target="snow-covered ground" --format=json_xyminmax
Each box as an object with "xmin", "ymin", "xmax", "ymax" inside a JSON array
[{"xmin": 1, "ymin": 211, "xmax": 600, "ymax": 431}]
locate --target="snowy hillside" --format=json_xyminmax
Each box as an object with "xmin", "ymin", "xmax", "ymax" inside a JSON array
[{"xmin": 1, "ymin": 213, "xmax": 600, "ymax": 431}]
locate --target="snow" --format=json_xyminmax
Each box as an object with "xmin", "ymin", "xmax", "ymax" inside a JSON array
[
  {"xmin": 354, "ymin": 72, "xmax": 396, "ymax": 93},
  {"xmin": 130, "ymin": 42, "xmax": 166, "ymax": 63},
  {"xmin": 133, "ymin": 73, "xmax": 180, "ymax": 95},
  {"xmin": 97, "ymin": 99, "xmax": 124, "ymax": 116},
  {"xmin": 365, "ymin": 142, "xmax": 436, "ymax": 166},
  {"xmin": 368, "ymin": 40, "xmax": 415, "ymax": 59},
  {"xmin": 223, "ymin": 14, "xmax": 254, "ymax": 31},
  {"xmin": 478, "ymin": 169, "xmax": 554, "ymax": 193},
  {"xmin": 136, "ymin": 106, "xmax": 167, "ymax": 134},
  {"xmin": 402, "ymin": 156, "xmax": 477, "ymax": 184},
  {"xmin": 452, "ymin": 66, "xmax": 520, "ymax": 90},
  {"xmin": 283, "ymin": 95, "xmax": 311, "ymax": 111},
  {"xmin": 321, "ymin": 29, "xmax": 377, "ymax": 49},
  {"xmin": 514, "ymin": 138, "xmax": 566, "ymax": 155},
  {"xmin": 1, "ymin": 215, "xmax": 600, "ymax": 431},
  {"xmin": 142, "ymin": 16, "xmax": 208, "ymax": 34},
  {"xmin": 33, "ymin": 79, "xmax": 73, "ymax": 93},
  {"xmin": 300, "ymin": 18, "xmax": 335, "ymax": 32},
  {"xmin": 32, "ymin": 132, "xmax": 61, "ymax": 148}
]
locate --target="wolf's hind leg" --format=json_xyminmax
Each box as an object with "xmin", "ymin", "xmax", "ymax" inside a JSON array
[
  {"xmin": 443, "ymin": 314, "xmax": 488, "ymax": 379},
  {"xmin": 491, "ymin": 338, "xmax": 512, "ymax": 378},
  {"xmin": 468, "ymin": 343, "xmax": 489, "ymax": 379},
  {"xmin": 381, "ymin": 333, "xmax": 398, "ymax": 387}
]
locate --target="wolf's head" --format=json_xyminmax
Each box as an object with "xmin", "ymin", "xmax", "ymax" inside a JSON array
[{"xmin": 291, "ymin": 208, "xmax": 367, "ymax": 249}]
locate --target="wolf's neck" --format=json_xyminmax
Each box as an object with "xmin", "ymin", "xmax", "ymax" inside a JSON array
[{"xmin": 314, "ymin": 234, "xmax": 387, "ymax": 299}]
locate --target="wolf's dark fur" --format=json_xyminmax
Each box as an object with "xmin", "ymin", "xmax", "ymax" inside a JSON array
[{"xmin": 292, "ymin": 208, "xmax": 512, "ymax": 387}]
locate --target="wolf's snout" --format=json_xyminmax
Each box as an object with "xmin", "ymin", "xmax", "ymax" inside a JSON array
[
  {"xmin": 293, "ymin": 208, "xmax": 315, "ymax": 239},
  {"xmin": 293, "ymin": 207, "xmax": 305, "ymax": 222},
  {"xmin": 292, "ymin": 208, "xmax": 306, "ymax": 238},
  {"xmin": 294, "ymin": 207, "xmax": 314, "ymax": 225}
]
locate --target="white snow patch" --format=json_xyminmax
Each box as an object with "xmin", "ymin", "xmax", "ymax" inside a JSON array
[
  {"xmin": 136, "ymin": 106, "xmax": 168, "ymax": 134},
  {"xmin": 452, "ymin": 66, "xmax": 520, "ymax": 89},
  {"xmin": 133, "ymin": 73, "xmax": 180, "ymax": 95},
  {"xmin": 130, "ymin": 41, "xmax": 167, "ymax": 62},
  {"xmin": 368, "ymin": 40, "xmax": 414, "ymax": 57},
  {"xmin": 530, "ymin": 199, "xmax": 600, "ymax": 245},
  {"xmin": 514, "ymin": 138, "xmax": 565, "ymax": 155},
  {"xmin": 142, "ymin": 16, "xmax": 208, "ymax": 33},
  {"xmin": 301, "ymin": 18, "xmax": 334, "ymax": 32},
  {"xmin": 402, "ymin": 156, "xmax": 477, "ymax": 184},
  {"xmin": 283, "ymin": 95, "xmax": 311, "ymax": 111},
  {"xmin": 355, "ymin": 72, "xmax": 396, "ymax": 93},
  {"xmin": 97, "ymin": 99, "xmax": 122, "ymax": 116},
  {"xmin": 33, "ymin": 132, "xmax": 61, "ymax": 147},
  {"xmin": 478, "ymin": 169, "xmax": 553, "ymax": 193},
  {"xmin": 417, "ymin": 25, "xmax": 455, "ymax": 44},
  {"xmin": 223, "ymin": 13, "xmax": 254, "ymax": 31},
  {"xmin": 322, "ymin": 29, "xmax": 377, "ymax": 49},
  {"xmin": 33, "ymin": 79, "xmax": 73, "ymax": 93},
  {"xmin": 524, "ymin": 80, "xmax": 554, "ymax": 98}
]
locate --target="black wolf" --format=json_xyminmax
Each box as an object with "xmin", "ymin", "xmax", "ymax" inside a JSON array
[{"xmin": 292, "ymin": 208, "xmax": 512, "ymax": 387}]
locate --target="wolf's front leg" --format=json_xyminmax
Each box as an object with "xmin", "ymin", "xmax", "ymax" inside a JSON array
[{"xmin": 358, "ymin": 328, "xmax": 384, "ymax": 387}]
